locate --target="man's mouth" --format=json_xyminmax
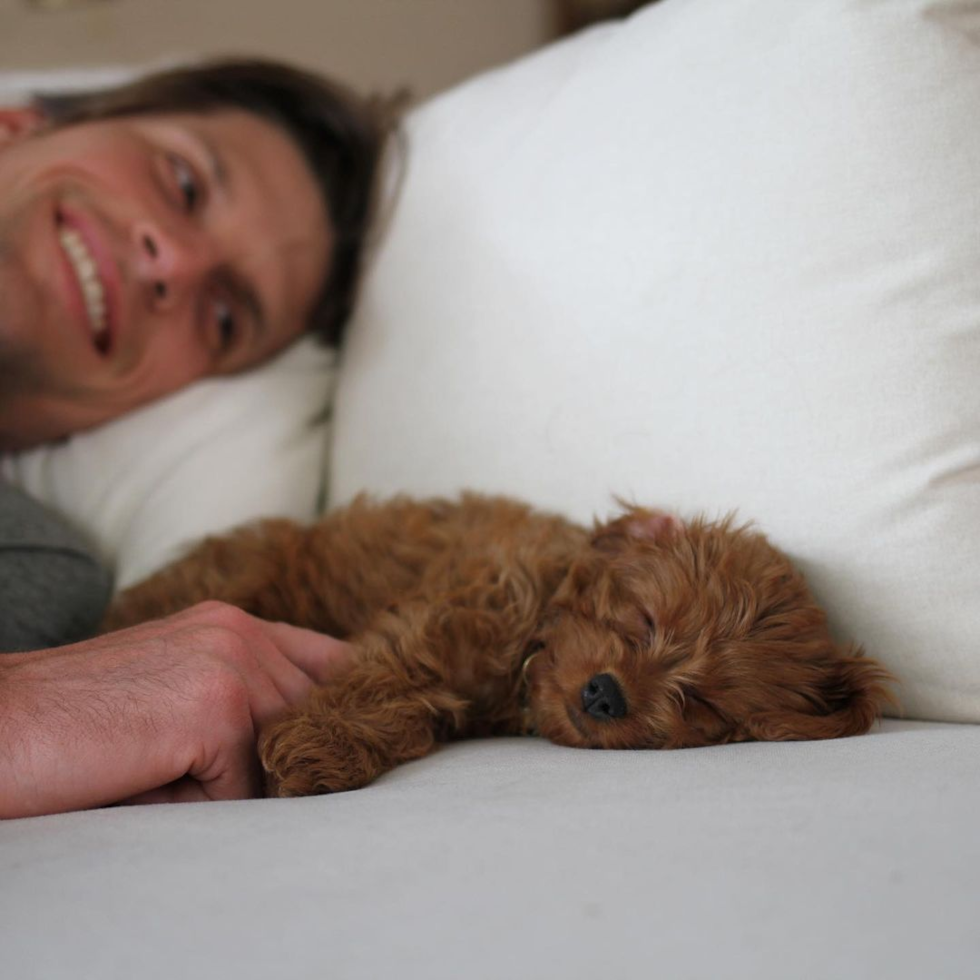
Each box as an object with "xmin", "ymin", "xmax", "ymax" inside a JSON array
[{"xmin": 56, "ymin": 219, "xmax": 111, "ymax": 354}]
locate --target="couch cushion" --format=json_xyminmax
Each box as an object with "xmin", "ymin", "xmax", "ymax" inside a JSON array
[{"xmin": 329, "ymin": 0, "xmax": 980, "ymax": 723}]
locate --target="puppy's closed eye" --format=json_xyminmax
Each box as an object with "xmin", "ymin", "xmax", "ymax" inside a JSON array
[
  {"xmin": 612, "ymin": 607, "xmax": 657, "ymax": 646},
  {"xmin": 675, "ymin": 683, "xmax": 734, "ymax": 744}
]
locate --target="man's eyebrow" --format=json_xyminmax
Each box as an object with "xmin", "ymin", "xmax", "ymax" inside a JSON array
[{"xmin": 191, "ymin": 127, "xmax": 230, "ymax": 192}]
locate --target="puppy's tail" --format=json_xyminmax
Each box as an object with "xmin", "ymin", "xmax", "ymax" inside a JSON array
[{"xmin": 744, "ymin": 652, "xmax": 899, "ymax": 742}]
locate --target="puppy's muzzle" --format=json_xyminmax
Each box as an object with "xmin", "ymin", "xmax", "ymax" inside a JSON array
[{"xmin": 581, "ymin": 673, "xmax": 627, "ymax": 720}]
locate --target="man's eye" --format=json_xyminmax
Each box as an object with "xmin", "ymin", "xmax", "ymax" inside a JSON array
[
  {"xmin": 167, "ymin": 154, "xmax": 199, "ymax": 212},
  {"xmin": 214, "ymin": 299, "xmax": 238, "ymax": 351}
]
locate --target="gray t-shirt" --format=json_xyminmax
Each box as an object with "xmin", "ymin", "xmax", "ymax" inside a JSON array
[{"xmin": 0, "ymin": 481, "xmax": 112, "ymax": 653}]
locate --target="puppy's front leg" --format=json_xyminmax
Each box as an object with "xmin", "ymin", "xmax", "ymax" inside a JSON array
[{"xmin": 260, "ymin": 617, "xmax": 468, "ymax": 797}]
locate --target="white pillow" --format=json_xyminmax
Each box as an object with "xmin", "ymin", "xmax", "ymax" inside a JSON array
[
  {"xmin": 329, "ymin": 0, "xmax": 980, "ymax": 723},
  {"xmin": 0, "ymin": 67, "xmax": 336, "ymax": 589}
]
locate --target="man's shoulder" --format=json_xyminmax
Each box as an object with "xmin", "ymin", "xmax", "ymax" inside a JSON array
[{"xmin": 0, "ymin": 480, "xmax": 112, "ymax": 652}]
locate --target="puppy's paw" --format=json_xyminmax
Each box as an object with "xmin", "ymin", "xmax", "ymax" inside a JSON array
[{"xmin": 258, "ymin": 712, "xmax": 374, "ymax": 798}]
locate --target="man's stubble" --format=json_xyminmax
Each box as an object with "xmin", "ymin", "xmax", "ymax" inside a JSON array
[{"xmin": 0, "ymin": 234, "xmax": 49, "ymax": 412}]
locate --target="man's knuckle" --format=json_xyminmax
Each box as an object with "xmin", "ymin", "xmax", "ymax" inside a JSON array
[
  {"xmin": 189, "ymin": 600, "xmax": 252, "ymax": 630},
  {"xmin": 190, "ymin": 624, "xmax": 252, "ymax": 669}
]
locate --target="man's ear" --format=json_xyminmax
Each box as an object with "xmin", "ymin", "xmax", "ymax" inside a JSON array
[{"xmin": 0, "ymin": 107, "xmax": 45, "ymax": 147}]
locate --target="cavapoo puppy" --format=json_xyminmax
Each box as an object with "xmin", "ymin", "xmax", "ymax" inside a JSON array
[{"xmin": 105, "ymin": 494, "xmax": 894, "ymax": 797}]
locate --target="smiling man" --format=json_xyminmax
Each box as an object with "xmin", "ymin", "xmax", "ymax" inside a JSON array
[
  {"xmin": 0, "ymin": 108, "xmax": 330, "ymax": 446},
  {"xmin": 0, "ymin": 58, "xmax": 387, "ymax": 449},
  {"xmin": 0, "ymin": 60, "xmax": 388, "ymax": 815}
]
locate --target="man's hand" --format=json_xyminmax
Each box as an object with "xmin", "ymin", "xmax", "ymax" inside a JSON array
[{"xmin": 0, "ymin": 602, "xmax": 354, "ymax": 818}]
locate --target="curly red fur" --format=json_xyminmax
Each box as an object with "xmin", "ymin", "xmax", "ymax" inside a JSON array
[{"xmin": 105, "ymin": 494, "xmax": 896, "ymax": 796}]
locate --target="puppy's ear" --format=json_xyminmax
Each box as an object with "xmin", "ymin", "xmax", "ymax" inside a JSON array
[
  {"xmin": 741, "ymin": 650, "xmax": 897, "ymax": 741},
  {"xmin": 592, "ymin": 506, "xmax": 685, "ymax": 552}
]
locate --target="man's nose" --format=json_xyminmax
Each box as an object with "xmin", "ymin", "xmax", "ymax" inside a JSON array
[{"xmin": 133, "ymin": 220, "xmax": 212, "ymax": 311}]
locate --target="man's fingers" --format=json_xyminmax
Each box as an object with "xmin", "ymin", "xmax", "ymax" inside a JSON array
[
  {"xmin": 196, "ymin": 757, "xmax": 261, "ymax": 802},
  {"xmin": 187, "ymin": 717, "xmax": 262, "ymax": 801},
  {"xmin": 260, "ymin": 620, "xmax": 356, "ymax": 686},
  {"xmin": 245, "ymin": 634, "xmax": 317, "ymax": 708}
]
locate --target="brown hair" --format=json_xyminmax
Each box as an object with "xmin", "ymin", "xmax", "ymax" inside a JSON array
[{"xmin": 36, "ymin": 58, "xmax": 400, "ymax": 346}]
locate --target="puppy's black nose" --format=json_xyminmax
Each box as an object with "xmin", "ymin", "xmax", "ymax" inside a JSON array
[{"xmin": 581, "ymin": 673, "xmax": 627, "ymax": 720}]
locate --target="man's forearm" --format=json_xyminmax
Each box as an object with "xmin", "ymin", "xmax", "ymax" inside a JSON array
[{"xmin": 0, "ymin": 646, "xmax": 168, "ymax": 818}]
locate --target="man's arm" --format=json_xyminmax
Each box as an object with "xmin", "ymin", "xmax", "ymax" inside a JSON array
[{"xmin": 0, "ymin": 602, "xmax": 353, "ymax": 818}]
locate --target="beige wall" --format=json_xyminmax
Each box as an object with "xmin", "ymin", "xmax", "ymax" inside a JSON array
[{"xmin": 0, "ymin": 0, "xmax": 558, "ymax": 100}]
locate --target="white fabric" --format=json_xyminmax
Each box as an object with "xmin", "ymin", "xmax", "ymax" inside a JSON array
[
  {"xmin": 330, "ymin": 0, "xmax": 980, "ymax": 723},
  {"xmin": 0, "ymin": 67, "xmax": 336, "ymax": 588},
  {"xmin": 1, "ymin": 720, "xmax": 977, "ymax": 979}
]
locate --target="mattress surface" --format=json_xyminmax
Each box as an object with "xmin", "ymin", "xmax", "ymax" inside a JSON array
[{"xmin": 1, "ymin": 720, "xmax": 976, "ymax": 979}]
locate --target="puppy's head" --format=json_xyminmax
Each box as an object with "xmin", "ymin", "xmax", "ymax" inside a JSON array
[{"xmin": 524, "ymin": 507, "xmax": 895, "ymax": 749}]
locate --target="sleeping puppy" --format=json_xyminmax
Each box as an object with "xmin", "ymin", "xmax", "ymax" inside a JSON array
[{"xmin": 105, "ymin": 493, "xmax": 895, "ymax": 797}]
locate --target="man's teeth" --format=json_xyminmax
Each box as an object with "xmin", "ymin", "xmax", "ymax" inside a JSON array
[{"xmin": 58, "ymin": 227, "xmax": 107, "ymax": 339}]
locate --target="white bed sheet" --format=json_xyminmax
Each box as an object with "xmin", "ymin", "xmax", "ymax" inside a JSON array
[{"xmin": 1, "ymin": 720, "xmax": 976, "ymax": 980}]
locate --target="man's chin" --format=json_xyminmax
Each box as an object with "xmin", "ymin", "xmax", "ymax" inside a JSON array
[{"xmin": 0, "ymin": 240, "xmax": 47, "ymax": 400}]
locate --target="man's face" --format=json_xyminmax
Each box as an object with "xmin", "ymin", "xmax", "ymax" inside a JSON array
[{"xmin": 0, "ymin": 107, "xmax": 332, "ymax": 449}]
